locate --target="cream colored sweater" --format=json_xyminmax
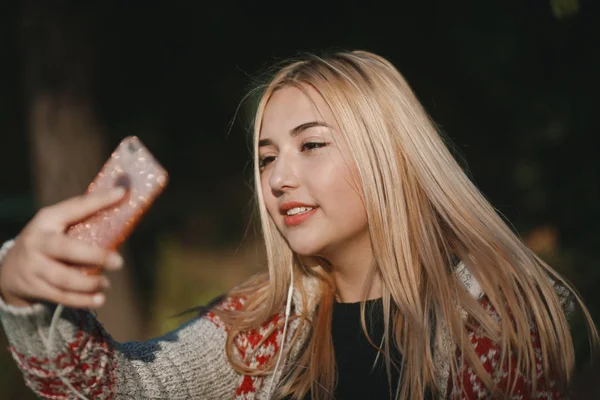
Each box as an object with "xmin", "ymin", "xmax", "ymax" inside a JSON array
[{"xmin": 0, "ymin": 239, "xmax": 568, "ymax": 399}]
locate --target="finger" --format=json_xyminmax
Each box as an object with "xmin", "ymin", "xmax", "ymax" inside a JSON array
[
  {"xmin": 38, "ymin": 187, "xmax": 126, "ymax": 230},
  {"xmin": 37, "ymin": 278, "xmax": 106, "ymax": 309},
  {"xmin": 40, "ymin": 232, "xmax": 123, "ymax": 270},
  {"xmin": 37, "ymin": 259, "xmax": 110, "ymax": 293}
]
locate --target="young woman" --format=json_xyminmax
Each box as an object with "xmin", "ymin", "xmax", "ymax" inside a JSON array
[{"xmin": 0, "ymin": 50, "xmax": 596, "ymax": 399}]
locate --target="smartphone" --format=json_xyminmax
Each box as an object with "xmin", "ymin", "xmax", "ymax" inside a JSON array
[{"xmin": 66, "ymin": 136, "xmax": 168, "ymax": 275}]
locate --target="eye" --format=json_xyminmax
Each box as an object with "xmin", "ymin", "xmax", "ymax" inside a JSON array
[
  {"xmin": 301, "ymin": 142, "xmax": 328, "ymax": 152},
  {"xmin": 259, "ymin": 155, "xmax": 276, "ymax": 170}
]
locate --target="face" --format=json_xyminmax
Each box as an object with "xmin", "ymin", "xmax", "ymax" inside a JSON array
[{"xmin": 258, "ymin": 85, "xmax": 370, "ymax": 259}]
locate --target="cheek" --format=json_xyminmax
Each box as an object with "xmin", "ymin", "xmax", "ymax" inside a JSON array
[
  {"xmin": 324, "ymin": 157, "xmax": 360, "ymax": 194},
  {"xmin": 335, "ymin": 168, "xmax": 367, "ymax": 222},
  {"xmin": 317, "ymin": 162, "xmax": 365, "ymax": 215}
]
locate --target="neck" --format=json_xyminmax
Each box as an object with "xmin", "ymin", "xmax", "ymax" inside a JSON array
[
  {"xmin": 320, "ymin": 235, "xmax": 381, "ymax": 303},
  {"xmin": 334, "ymin": 268, "xmax": 382, "ymax": 303}
]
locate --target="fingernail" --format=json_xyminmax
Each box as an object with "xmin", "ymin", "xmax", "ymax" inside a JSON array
[
  {"xmin": 107, "ymin": 253, "xmax": 123, "ymax": 269},
  {"xmin": 93, "ymin": 293, "xmax": 105, "ymax": 306},
  {"xmin": 110, "ymin": 186, "xmax": 125, "ymax": 199},
  {"xmin": 100, "ymin": 278, "xmax": 111, "ymax": 289}
]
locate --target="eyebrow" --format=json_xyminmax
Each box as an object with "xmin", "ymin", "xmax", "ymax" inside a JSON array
[{"xmin": 258, "ymin": 121, "xmax": 331, "ymax": 147}]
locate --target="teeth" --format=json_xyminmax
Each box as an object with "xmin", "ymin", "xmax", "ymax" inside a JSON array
[{"xmin": 286, "ymin": 206, "xmax": 314, "ymax": 216}]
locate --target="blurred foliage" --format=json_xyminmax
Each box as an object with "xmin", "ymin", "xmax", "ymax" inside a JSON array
[
  {"xmin": 551, "ymin": 0, "xmax": 580, "ymax": 19},
  {"xmin": 149, "ymin": 235, "xmax": 265, "ymax": 337},
  {"xmin": 1, "ymin": 0, "xmax": 599, "ymax": 398}
]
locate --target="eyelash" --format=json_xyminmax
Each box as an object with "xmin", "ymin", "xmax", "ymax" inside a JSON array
[
  {"xmin": 259, "ymin": 141, "xmax": 329, "ymax": 170},
  {"xmin": 302, "ymin": 142, "xmax": 327, "ymax": 151},
  {"xmin": 258, "ymin": 156, "xmax": 276, "ymax": 170}
]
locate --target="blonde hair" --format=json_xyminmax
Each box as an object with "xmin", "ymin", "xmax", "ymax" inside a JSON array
[{"xmin": 214, "ymin": 50, "xmax": 598, "ymax": 399}]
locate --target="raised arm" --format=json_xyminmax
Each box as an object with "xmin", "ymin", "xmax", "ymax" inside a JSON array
[
  {"xmin": 0, "ymin": 189, "xmax": 240, "ymax": 399},
  {"xmin": 0, "ymin": 296, "xmax": 238, "ymax": 399}
]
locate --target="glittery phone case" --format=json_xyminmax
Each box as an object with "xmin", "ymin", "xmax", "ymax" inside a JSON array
[{"xmin": 66, "ymin": 136, "xmax": 168, "ymax": 274}]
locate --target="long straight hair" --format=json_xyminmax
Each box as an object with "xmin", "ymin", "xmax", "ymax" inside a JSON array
[{"xmin": 214, "ymin": 50, "xmax": 598, "ymax": 399}]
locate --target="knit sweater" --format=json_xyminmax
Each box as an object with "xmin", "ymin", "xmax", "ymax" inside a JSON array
[{"xmin": 0, "ymin": 239, "xmax": 567, "ymax": 399}]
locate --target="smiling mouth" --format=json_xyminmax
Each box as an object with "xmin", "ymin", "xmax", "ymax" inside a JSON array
[
  {"xmin": 283, "ymin": 207, "xmax": 318, "ymax": 226},
  {"xmin": 286, "ymin": 206, "xmax": 314, "ymax": 216}
]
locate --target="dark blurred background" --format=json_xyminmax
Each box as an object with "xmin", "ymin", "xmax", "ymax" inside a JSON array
[{"xmin": 1, "ymin": 0, "xmax": 599, "ymax": 398}]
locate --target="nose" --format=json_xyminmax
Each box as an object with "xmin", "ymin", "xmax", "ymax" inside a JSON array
[{"xmin": 268, "ymin": 154, "xmax": 299, "ymax": 195}]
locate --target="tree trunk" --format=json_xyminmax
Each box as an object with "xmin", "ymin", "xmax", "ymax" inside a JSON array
[{"xmin": 21, "ymin": 0, "xmax": 144, "ymax": 341}]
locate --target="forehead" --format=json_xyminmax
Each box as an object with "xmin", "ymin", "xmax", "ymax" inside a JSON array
[{"xmin": 259, "ymin": 85, "xmax": 335, "ymax": 137}]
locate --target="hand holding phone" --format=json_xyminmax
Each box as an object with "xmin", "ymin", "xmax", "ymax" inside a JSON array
[
  {"xmin": 66, "ymin": 136, "xmax": 169, "ymax": 274},
  {"xmin": 0, "ymin": 136, "xmax": 168, "ymax": 308}
]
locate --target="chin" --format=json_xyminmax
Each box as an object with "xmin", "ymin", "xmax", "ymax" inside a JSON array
[{"xmin": 287, "ymin": 238, "xmax": 327, "ymax": 258}]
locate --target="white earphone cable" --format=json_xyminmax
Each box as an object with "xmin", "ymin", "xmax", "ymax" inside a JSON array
[
  {"xmin": 41, "ymin": 304, "xmax": 91, "ymax": 400},
  {"xmin": 2, "ymin": 237, "xmax": 293, "ymax": 400},
  {"xmin": 0, "ymin": 240, "xmax": 90, "ymax": 399},
  {"xmin": 266, "ymin": 264, "xmax": 294, "ymax": 399}
]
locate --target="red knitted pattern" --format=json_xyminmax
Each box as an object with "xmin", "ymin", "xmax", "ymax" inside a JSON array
[
  {"xmin": 7, "ymin": 295, "xmax": 566, "ymax": 399},
  {"xmin": 447, "ymin": 298, "xmax": 565, "ymax": 399},
  {"xmin": 206, "ymin": 296, "xmax": 285, "ymax": 399},
  {"xmin": 9, "ymin": 316, "xmax": 117, "ymax": 400}
]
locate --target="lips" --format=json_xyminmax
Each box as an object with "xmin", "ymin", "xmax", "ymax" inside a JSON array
[
  {"xmin": 279, "ymin": 201, "xmax": 317, "ymax": 215},
  {"xmin": 283, "ymin": 208, "xmax": 318, "ymax": 226},
  {"xmin": 279, "ymin": 201, "xmax": 319, "ymax": 227}
]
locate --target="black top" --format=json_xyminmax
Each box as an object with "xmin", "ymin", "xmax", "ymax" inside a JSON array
[{"xmin": 284, "ymin": 298, "xmax": 404, "ymax": 399}]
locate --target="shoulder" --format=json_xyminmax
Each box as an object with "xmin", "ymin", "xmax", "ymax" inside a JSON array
[
  {"xmin": 202, "ymin": 293, "xmax": 288, "ymax": 398},
  {"xmin": 448, "ymin": 296, "xmax": 566, "ymax": 399},
  {"xmin": 203, "ymin": 293, "xmax": 284, "ymax": 339},
  {"xmin": 203, "ymin": 294, "xmax": 246, "ymax": 329},
  {"xmin": 445, "ymin": 263, "xmax": 572, "ymax": 399}
]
